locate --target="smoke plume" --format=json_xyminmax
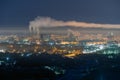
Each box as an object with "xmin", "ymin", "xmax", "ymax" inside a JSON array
[{"xmin": 29, "ymin": 16, "xmax": 120, "ymax": 30}]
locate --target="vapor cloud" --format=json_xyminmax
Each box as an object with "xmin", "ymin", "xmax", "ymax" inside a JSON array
[{"xmin": 29, "ymin": 16, "xmax": 120, "ymax": 29}]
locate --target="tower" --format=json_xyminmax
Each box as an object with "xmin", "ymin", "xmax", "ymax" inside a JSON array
[{"xmin": 107, "ymin": 32, "xmax": 114, "ymax": 41}]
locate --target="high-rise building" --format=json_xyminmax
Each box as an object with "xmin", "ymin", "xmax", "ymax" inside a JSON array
[{"xmin": 107, "ymin": 32, "xmax": 114, "ymax": 41}]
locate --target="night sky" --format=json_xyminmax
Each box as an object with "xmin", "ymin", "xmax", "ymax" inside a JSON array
[{"xmin": 0, "ymin": 0, "xmax": 120, "ymax": 28}]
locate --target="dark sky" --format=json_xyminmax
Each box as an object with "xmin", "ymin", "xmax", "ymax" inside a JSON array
[{"xmin": 0, "ymin": 0, "xmax": 120, "ymax": 28}]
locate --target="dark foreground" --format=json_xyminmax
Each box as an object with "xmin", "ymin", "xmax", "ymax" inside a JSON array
[{"xmin": 0, "ymin": 53, "xmax": 120, "ymax": 80}]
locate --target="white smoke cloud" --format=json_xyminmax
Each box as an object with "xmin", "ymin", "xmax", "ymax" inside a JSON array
[{"xmin": 29, "ymin": 16, "xmax": 120, "ymax": 30}]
